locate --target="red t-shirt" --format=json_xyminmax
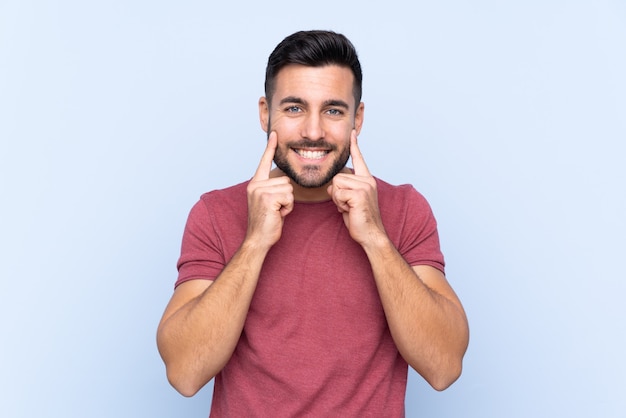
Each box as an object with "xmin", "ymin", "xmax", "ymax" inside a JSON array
[{"xmin": 177, "ymin": 178, "xmax": 444, "ymax": 417}]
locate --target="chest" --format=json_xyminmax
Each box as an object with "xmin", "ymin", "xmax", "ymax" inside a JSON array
[{"xmin": 247, "ymin": 204, "xmax": 386, "ymax": 344}]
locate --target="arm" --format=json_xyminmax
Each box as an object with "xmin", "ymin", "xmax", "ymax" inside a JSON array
[
  {"xmin": 156, "ymin": 133, "xmax": 293, "ymax": 396},
  {"xmin": 328, "ymin": 132, "xmax": 469, "ymax": 391},
  {"xmin": 364, "ymin": 241, "xmax": 468, "ymax": 390}
]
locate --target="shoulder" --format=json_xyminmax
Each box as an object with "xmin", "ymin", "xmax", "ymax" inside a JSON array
[
  {"xmin": 186, "ymin": 180, "xmax": 250, "ymax": 224},
  {"xmin": 374, "ymin": 177, "xmax": 444, "ymax": 270},
  {"xmin": 199, "ymin": 180, "xmax": 250, "ymax": 202},
  {"xmin": 374, "ymin": 177, "xmax": 432, "ymax": 211},
  {"xmin": 196, "ymin": 180, "xmax": 250, "ymax": 209}
]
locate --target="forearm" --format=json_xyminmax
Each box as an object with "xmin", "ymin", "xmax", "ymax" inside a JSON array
[
  {"xmin": 157, "ymin": 241, "xmax": 269, "ymax": 396},
  {"xmin": 363, "ymin": 236, "xmax": 469, "ymax": 390}
]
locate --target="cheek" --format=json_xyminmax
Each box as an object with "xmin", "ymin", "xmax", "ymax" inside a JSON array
[
  {"xmin": 330, "ymin": 123, "xmax": 353, "ymax": 142},
  {"xmin": 269, "ymin": 114, "xmax": 298, "ymax": 135}
]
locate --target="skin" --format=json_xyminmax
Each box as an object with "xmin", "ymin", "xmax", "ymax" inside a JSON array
[
  {"xmin": 258, "ymin": 64, "xmax": 364, "ymax": 200},
  {"xmin": 157, "ymin": 64, "xmax": 469, "ymax": 397}
]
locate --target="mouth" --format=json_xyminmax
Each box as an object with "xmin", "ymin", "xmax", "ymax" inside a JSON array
[{"xmin": 293, "ymin": 148, "xmax": 330, "ymax": 160}]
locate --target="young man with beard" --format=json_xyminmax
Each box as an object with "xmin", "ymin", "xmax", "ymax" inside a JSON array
[{"xmin": 157, "ymin": 30, "xmax": 469, "ymax": 416}]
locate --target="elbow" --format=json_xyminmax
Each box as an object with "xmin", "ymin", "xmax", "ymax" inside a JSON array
[
  {"xmin": 162, "ymin": 357, "xmax": 223, "ymax": 396},
  {"xmin": 157, "ymin": 332, "xmax": 216, "ymax": 397},
  {"xmin": 408, "ymin": 346, "xmax": 466, "ymax": 391},
  {"xmin": 170, "ymin": 379, "xmax": 200, "ymax": 398},
  {"xmin": 159, "ymin": 346, "xmax": 216, "ymax": 397},
  {"xmin": 402, "ymin": 336, "xmax": 468, "ymax": 391},
  {"xmin": 166, "ymin": 366, "xmax": 212, "ymax": 398},
  {"xmin": 427, "ymin": 360, "xmax": 463, "ymax": 391},
  {"xmin": 427, "ymin": 324, "xmax": 469, "ymax": 391}
]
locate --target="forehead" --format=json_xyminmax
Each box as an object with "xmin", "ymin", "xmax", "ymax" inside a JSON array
[{"xmin": 271, "ymin": 64, "xmax": 356, "ymax": 107}]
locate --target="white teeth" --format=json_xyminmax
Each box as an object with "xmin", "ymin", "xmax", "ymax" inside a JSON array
[{"xmin": 295, "ymin": 149, "xmax": 327, "ymax": 159}]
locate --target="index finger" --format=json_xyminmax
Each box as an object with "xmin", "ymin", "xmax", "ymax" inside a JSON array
[
  {"xmin": 252, "ymin": 131, "xmax": 277, "ymax": 181},
  {"xmin": 350, "ymin": 130, "xmax": 371, "ymax": 177}
]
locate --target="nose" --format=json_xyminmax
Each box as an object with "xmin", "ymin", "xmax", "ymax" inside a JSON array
[{"xmin": 300, "ymin": 113, "xmax": 325, "ymax": 141}]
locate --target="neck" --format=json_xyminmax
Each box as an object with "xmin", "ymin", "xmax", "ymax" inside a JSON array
[
  {"xmin": 269, "ymin": 167, "xmax": 352, "ymax": 202},
  {"xmin": 292, "ymin": 183, "xmax": 331, "ymax": 202}
]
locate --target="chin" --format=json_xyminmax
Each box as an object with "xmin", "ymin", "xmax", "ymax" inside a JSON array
[
  {"xmin": 276, "ymin": 149, "xmax": 350, "ymax": 189},
  {"xmin": 294, "ymin": 163, "xmax": 349, "ymax": 188},
  {"xmin": 291, "ymin": 171, "xmax": 333, "ymax": 188}
]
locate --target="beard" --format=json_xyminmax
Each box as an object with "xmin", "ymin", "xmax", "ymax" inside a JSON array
[
  {"xmin": 274, "ymin": 141, "xmax": 350, "ymax": 188},
  {"xmin": 266, "ymin": 115, "xmax": 352, "ymax": 188},
  {"xmin": 271, "ymin": 136, "xmax": 350, "ymax": 188}
]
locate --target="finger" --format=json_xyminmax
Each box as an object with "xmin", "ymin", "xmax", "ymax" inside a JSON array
[
  {"xmin": 252, "ymin": 131, "xmax": 277, "ymax": 181},
  {"xmin": 279, "ymin": 196, "xmax": 294, "ymax": 217},
  {"xmin": 350, "ymin": 131, "xmax": 370, "ymax": 177},
  {"xmin": 328, "ymin": 183, "xmax": 350, "ymax": 213}
]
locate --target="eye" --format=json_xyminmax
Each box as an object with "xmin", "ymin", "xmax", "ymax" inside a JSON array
[
  {"xmin": 285, "ymin": 106, "xmax": 302, "ymax": 113},
  {"xmin": 326, "ymin": 108, "xmax": 344, "ymax": 116}
]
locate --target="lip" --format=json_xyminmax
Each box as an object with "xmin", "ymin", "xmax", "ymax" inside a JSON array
[{"xmin": 291, "ymin": 148, "xmax": 331, "ymax": 161}]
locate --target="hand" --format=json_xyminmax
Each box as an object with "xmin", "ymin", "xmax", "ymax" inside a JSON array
[
  {"xmin": 245, "ymin": 132, "xmax": 294, "ymax": 249},
  {"xmin": 328, "ymin": 131, "xmax": 386, "ymax": 246}
]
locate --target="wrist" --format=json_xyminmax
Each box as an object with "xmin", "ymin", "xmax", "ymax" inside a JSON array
[
  {"xmin": 360, "ymin": 229, "xmax": 392, "ymax": 253},
  {"xmin": 240, "ymin": 235, "xmax": 275, "ymax": 258}
]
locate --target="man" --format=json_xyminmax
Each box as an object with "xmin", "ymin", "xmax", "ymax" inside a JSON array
[{"xmin": 157, "ymin": 30, "xmax": 469, "ymax": 416}]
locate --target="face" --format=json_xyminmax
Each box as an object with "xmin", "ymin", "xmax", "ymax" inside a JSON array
[{"xmin": 259, "ymin": 64, "xmax": 364, "ymax": 190}]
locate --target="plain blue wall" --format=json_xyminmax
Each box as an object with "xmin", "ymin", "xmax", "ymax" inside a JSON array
[{"xmin": 1, "ymin": 1, "xmax": 624, "ymax": 417}]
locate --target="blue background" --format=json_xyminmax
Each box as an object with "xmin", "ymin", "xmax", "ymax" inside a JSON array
[{"xmin": 1, "ymin": 1, "xmax": 624, "ymax": 417}]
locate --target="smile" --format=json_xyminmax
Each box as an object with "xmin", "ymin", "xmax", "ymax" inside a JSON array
[{"xmin": 293, "ymin": 149, "xmax": 329, "ymax": 160}]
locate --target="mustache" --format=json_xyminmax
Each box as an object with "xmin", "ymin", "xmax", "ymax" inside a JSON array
[
  {"xmin": 266, "ymin": 119, "xmax": 337, "ymax": 150},
  {"xmin": 284, "ymin": 139, "xmax": 337, "ymax": 150}
]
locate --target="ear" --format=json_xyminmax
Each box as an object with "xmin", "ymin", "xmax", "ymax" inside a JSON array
[
  {"xmin": 259, "ymin": 96, "xmax": 270, "ymax": 132},
  {"xmin": 353, "ymin": 102, "xmax": 365, "ymax": 135}
]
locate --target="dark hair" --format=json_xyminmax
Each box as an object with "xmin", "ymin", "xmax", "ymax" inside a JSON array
[{"xmin": 264, "ymin": 30, "xmax": 363, "ymax": 107}]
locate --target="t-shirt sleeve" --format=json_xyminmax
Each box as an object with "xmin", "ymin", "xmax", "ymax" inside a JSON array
[
  {"xmin": 396, "ymin": 186, "xmax": 445, "ymax": 273},
  {"xmin": 175, "ymin": 197, "xmax": 226, "ymax": 287}
]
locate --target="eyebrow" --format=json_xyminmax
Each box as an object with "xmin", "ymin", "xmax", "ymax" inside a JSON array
[
  {"xmin": 323, "ymin": 99, "xmax": 350, "ymax": 109},
  {"xmin": 278, "ymin": 96, "xmax": 350, "ymax": 110},
  {"xmin": 279, "ymin": 96, "xmax": 306, "ymax": 106}
]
